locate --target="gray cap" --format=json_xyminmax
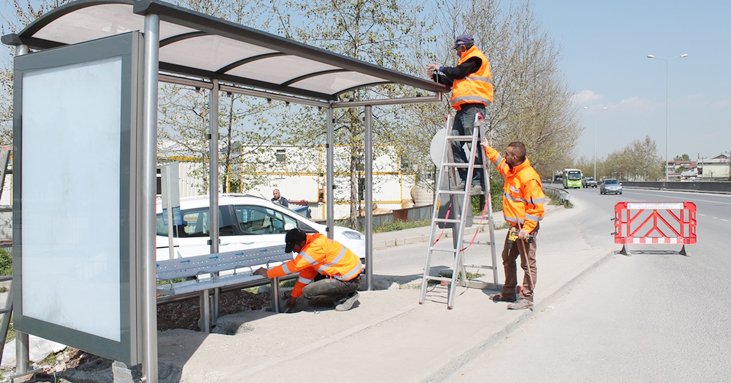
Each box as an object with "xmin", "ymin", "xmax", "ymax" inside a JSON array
[{"xmin": 453, "ymin": 34, "xmax": 474, "ymax": 49}]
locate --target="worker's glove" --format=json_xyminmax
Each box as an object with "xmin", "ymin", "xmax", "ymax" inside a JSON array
[{"xmin": 518, "ymin": 229, "xmax": 531, "ymax": 240}]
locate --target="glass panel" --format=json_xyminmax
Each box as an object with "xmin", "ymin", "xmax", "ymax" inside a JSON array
[
  {"xmin": 227, "ymin": 55, "xmax": 339, "ymax": 85},
  {"xmin": 21, "ymin": 57, "xmax": 122, "ymax": 341},
  {"xmin": 33, "ymin": 4, "xmax": 196, "ymax": 45},
  {"xmin": 160, "ymin": 35, "xmax": 276, "ymax": 72},
  {"xmin": 290, "ymin": 71, "xmax": 386, "ymax": 94}
]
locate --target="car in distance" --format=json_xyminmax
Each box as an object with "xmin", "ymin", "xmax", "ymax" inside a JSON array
[
  {"xmin": 582, "ymin": 177, "xmax": 597, "ymax": 188},
  {"xmin": 155, "ymin": 194, "xmax": 365, "ymax": 261},
  {"xmin": 599, "ymin": 179, "xmax": 623, "ymax": 195}
]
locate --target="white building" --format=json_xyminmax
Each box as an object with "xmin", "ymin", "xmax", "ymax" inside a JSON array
[
  {"xmin": 162, "ymin": 145, "xmax": 432, "ymax": 221},
  {"xmin": 699, "ymin": 154, "xmax": 730, "ymax": 180}
]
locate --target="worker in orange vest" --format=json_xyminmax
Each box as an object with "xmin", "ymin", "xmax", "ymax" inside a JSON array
[
  {"xmin": 254, "ymin": 228, "xmax": 363, "ymax": 311},
  {"xmin": 427, "ymin": 34, "xmax": 494, "ymax": 195},
  {"xmin": 481, "ymin": 139, "xmax": 546, "ymax": 310}
]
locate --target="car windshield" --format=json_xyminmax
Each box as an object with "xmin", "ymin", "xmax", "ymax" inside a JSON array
[
  {"xmin": 604, "ymin": 179, "xmax": 618, "ymax": 185},
  {"xmin": 586, "ymin": 177, "xmax": 594, "ymax": 181}
]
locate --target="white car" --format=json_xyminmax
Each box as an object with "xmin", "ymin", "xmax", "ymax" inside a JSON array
[{"xmin": 156, "ymin": 194, "xmax": 365, "ymax": 261}]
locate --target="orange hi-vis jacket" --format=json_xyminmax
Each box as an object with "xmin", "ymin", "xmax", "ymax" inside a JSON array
[
  {"xmin": 483, "ymin": 145, "xmax": 546, "ymax": 233},
  {"xmin": 450, "ymin": 45, "xmax": 494, "ymax": 110},
  {"xmin": 266, "ymin": 233, "xmax": 363, "ymax": 298}
]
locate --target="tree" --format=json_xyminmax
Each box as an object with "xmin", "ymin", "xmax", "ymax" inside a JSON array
[
  {"xmin": 599, "ymin": 136, "xmax": 662, "ymax": 181},
  {"xmin": 272, "ymin": 0, "xmax": 429, "ymax": 228}
]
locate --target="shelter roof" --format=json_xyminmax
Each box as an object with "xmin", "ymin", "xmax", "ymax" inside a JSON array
[{"xmin": 2, "ymin": 0, "xmax": 446, "ymax": 102}]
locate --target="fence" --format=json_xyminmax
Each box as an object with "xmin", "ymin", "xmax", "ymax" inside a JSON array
[{"xmin": 613, "ymin": 201, "xmax": 697, "ymax": 255}]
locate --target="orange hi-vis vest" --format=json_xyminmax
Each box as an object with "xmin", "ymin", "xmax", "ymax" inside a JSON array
[
  {"xmin": 483, "ymin": 145, "xmax": 546, "ymax": 233},
  {"xmin": 266, "ymin": 233, "xmax": 363, "ymax": 298},
  {"xmin": 450, "ymin": 45, "xmax": 494, "ymax": 110}
]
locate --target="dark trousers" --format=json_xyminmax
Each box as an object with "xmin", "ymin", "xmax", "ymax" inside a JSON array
[
  {"xmin": 500, "ymin": 230, "xmax": 538, "ymax": 301},
  {"xmin": 451, "ymin": 104, "xmax": 486, "ymax": 187},
  {"xmin": 302, "ymin": 275, "xmax": 359, "ymax": 304}
]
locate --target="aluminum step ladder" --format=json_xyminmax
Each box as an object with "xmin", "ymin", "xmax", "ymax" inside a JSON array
[{"xmin": 419, "ymin": 113, "xmax": 498, "ymax": 309}]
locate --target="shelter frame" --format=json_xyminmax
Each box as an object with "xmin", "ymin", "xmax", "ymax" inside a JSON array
[{"xmin": 3, "ymin": 1, "xmax": 446, "ymax": 381}]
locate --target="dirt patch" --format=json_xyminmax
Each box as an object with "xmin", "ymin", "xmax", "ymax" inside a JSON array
[{"xmin": 14, "ymin": 289, "xmax": 271, "ymax": 382}]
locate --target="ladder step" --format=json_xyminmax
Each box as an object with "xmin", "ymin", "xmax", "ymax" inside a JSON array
[
  {"xmin": 429, "ymin": 247, "xmax": 458, "ymax": 253},
  {"xmin": 437, "ymin": 190, "xmax": 466, "ymax": 195},
  {"xmin": 445, "ymin": 135, "xmax": 474, "ymax": 141},
  {"xmin": 0, "ymin": 206, "xmax": 11, "ymax": 213},
  {"xmin": 433, "ymin": 218, "xmax": 461, "ymax": 224},
  {"xmin": 441, "ymin": 162, "xmax": 470, "ymax": 168}
]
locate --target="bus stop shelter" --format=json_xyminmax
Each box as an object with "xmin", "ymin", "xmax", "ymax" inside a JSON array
[{"xmin": 3, "ymin": 0, "xmax": 446, "ymax": 381}]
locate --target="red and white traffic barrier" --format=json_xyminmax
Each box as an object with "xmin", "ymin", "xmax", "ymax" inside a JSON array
[{"xmin": 613, "ymin": 202, "xmax": 697, "ymax": 255}]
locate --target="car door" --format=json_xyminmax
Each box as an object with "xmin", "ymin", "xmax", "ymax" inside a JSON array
[
  {"xmin": 156, "ymin": 206, "xmax": 233, "ymax": 259},
  {"xmin": 231, "ymin": 205, "xmax": 301, "ymax": 249}
]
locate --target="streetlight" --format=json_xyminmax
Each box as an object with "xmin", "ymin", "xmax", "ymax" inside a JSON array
[{"xmin": 646, "ymin": 53, "xmax": 688, "ymax": 182}]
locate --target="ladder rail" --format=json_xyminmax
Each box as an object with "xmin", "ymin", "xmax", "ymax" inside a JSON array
[
  {"xmin": 446, "ymin": 114, "xmax": 480, "ymax": 308},
  {"xmin": 419, "ymin": 115, "xmax": 455, "ymax": 303},
  {"xmin": 420, "ymin": 112, "xmax": 498, "ymax": 309}
]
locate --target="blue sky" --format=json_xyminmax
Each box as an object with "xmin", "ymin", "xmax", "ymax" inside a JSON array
[{"xmin": 530, "ymin": 0, "xmax": 731, "ymax": 161}]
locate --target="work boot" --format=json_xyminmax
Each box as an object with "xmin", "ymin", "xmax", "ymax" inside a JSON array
[
  {"xmin": 470, "ymin": 184, "xmax": 483, "ymax": 196},
  {"xmin": 490, "ymin": 293, "xmax": 516, "ymax": 303},
  {"xmin": 507, "ymin": 298, "xmax": 533, "ymax": 310},
  {"xmin": 335, "ymin": 292, "xmax": 360, "ymax": 311}
]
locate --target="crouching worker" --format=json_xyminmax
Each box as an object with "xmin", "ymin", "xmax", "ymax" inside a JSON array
[{"xmin": 254, "ymin": 228, "xmax": 363, "ymax": 312}]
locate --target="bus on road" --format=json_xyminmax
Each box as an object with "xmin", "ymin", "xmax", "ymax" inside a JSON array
[{"xmin": 563, "ymin": 168, "xmax": 583, "ymax": 189}]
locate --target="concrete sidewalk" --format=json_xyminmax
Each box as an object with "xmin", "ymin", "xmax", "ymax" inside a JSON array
[{"xmin": 156, "ymin": 203, "xmax": 615, "ymax": 382}]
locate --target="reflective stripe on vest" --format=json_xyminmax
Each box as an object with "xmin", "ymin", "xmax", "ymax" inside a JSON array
[
  {"xmin": 297, "ymin": 276, "xmax": 313, "ymax": 284},
  {"xmin": 299, "ymin": 250, "xmax": 318, "ymax": 265},
  {"xmin": 525, "ymin": 214, "xmax": 542, "ymax": 222},
  {"xmin": 317, "ymin": 246, "xmax": 347, "ymax": 274},
  {"xmin": 281, "ymin": 263, "xmax": 291, "ymax": 274},
  {"xmin": 334, "ymin": 262, "xmax": 363, "ymax": 281}
]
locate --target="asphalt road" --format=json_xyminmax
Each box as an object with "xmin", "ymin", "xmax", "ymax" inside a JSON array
[{"xmin": 448, "ymin": 187, "xmax": 731, "ymax": 382}]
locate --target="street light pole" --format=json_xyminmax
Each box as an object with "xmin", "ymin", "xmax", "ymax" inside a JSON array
[{"xmin": 647, "ymin": 53, "xmax": 688, "ymax": 183}]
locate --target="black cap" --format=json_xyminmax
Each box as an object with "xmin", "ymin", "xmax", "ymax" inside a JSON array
[
  {"xmin": 453, "ymin": 34, "xmax": 474, "ymax": 49},
  {"xmin": 284, "ymin": 228, "xmax": 307, "ymax": 253}
]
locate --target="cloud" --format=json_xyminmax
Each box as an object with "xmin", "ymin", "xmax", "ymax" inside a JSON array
[
  {"xmin": 570, "ymin": 90, "xmax": 603, "ymax": 106},
  {"xmin": 613, "ymin": 96, "xmax": 655, "ymax": 112},
  {"xmin": 710, "ymin": 99, "xmax": 731, "ymax": 110}
]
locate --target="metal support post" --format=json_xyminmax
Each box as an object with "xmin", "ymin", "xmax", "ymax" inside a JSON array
[
  {"xmin": 326, "ymin": 105, "xmax": 335, "ymax": 238},
  {"xmin": 208, "ymin": 79, "xmax": 220, "ymax": 325},
  {"xmin": 364, "ymin": 105, "xmax": 373, "ymax": 290},
  {"xmin": 142, "ymin": 14, "xmax": 160, "ymax": 383},
  {"xmin": 13, "ymin": 43, "xmax": 30, "ymax": 376}
]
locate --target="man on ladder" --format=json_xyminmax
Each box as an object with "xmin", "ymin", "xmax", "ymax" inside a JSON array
[
  {"xmin": 420, "ymin": 34, "xmax": 498, "ymax": 309},
  {"xmin": 427, "ymin": 34, "xmax": 493, "ymax": 195},
  {"xmin": 481, "ymin": 140, "xmax": 546, "ymax": 310}
]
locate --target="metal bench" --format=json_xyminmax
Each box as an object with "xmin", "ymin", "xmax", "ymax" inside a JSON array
[{"xmin": 156, "ymin": 244, "xmax": 293, "ymax": 330}]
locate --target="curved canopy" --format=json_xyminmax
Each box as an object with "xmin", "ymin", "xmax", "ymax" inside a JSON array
[{"xmin": 2, "ymin": 0, "xmax": 447, "ymax": 101}]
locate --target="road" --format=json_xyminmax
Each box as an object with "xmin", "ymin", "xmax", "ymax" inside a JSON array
[{"xmin": 447, "ymin": 186, "xmax": 731, "ymax": 382}]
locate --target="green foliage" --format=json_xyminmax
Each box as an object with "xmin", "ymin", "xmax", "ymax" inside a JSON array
[{"xmin": 0, "ymin": 248, "xmax": 11, "ymax": 276}]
